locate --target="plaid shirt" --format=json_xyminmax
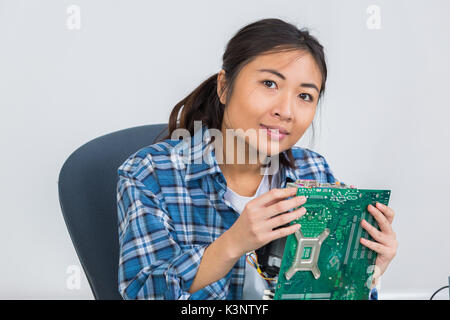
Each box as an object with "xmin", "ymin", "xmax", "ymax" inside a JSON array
[{"xmin": 116, "ymin": 125, "xmax": 378, "ymax": 300}]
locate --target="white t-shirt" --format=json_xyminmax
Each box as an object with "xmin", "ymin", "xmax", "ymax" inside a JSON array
[{"xmin": 223, "ymin": 171, "xmax": 279, "ymax": 300}]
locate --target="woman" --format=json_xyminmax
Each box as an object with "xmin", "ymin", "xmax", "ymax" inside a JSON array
[{"xmin": 116, "ymin": 18, "xmax": 398, "ymax": 300}]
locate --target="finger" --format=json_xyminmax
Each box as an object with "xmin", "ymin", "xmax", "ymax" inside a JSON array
[
  {"xmin": 264, "ymin": 188, "xmax": 303, "ymax": 208},
  {"xmin": 361, "ymin": 219, "xmax": 388, "ymax": 246},
  {"xmin": 370, "ymin": 266, "xmax": 382, "ymax": 288},
  {"xmin": 359, "ymin": 237, "xmax": 391, "ymax": 256},
  {"xmin": 372, "ymin": 266, "xmax": 382, "ymax": 282},
  {"xmin": 268, "ymin": 206, "xmax": 307, "ymax": 229},
  {"xmin": 367, "ymin": 204, "xmax": 391, "ymax": 234},
  {"xmin": 375, "ymin": 202, "xmax": 395, "ymax": 224},
  {"xmin": 269, "ymin": 222, "xmax": 301, "ymax": 241},
  {"xmin": 264, "ymin": 194, "xmax": 307, "ymax": 219},
  {"xmin": 250, "ymin": 187, "xmax": 298, "ymax": 208}
]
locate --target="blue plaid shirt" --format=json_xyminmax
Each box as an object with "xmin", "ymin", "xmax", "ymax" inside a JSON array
[{"xmin": 116, "ymin": 125, "xmax": 379, "ymax": 300}]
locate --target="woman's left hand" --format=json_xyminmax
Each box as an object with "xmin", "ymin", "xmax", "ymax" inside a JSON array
[{"xmin": 359, "ymin": 201, "xmax": 398, "ymax": 288}]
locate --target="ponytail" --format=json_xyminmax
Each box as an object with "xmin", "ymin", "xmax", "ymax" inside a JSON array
[{"xmin": 163, "ymin": 73, "xmax": 224, "ymax": 139}]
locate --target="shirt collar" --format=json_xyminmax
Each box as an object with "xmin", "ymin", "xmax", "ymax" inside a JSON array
[
  {"xmin": 281, "ymin": 165, "xmax": 297, "ymax": 186},
  {"xmin": 181, "ymin": 125, "xmax": 222, "ymax": 182}
]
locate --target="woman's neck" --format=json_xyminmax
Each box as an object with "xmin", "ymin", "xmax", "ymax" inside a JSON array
[
  {"xmin": 219, "ymin": 162, "xmax": 265, "ymax": 197},
  {"xmin": 218, "ymin": 127, "xmax": 267, "ymax": 197}
]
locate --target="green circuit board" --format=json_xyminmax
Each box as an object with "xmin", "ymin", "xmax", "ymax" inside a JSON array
[{"xmin": 273, "ymin": 179, "xmax": 391, "ymax": 300}]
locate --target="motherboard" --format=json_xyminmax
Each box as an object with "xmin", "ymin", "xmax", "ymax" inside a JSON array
[{"xmin": 272, "ymin": 179, "xmax": 391, "ymax": 300}]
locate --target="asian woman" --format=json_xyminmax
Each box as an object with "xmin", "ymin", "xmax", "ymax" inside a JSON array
[{"xmin": 116, "ymin": 18, "xmax": 398, "ymax": 300}]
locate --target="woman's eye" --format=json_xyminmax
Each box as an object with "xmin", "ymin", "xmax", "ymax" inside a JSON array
[
  {"xmin": 262, "ymin": 80, "xmax": 276, "ymax": 89},
  {"xmin": 262, "ymin": 80, "xmax": 314, "ymax": 102},
  {"xmin": 299, "ymin": 93, "xmax": 313, "ymax": 102}
]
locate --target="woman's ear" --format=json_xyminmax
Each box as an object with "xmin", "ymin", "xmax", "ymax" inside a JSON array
[{"xmin": 217, "ymin": 69, "xmax": 228, "ymax": 105}]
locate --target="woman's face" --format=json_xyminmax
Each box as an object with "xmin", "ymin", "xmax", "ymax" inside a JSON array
[{"xmin": 218, "ymin": 49, "xmax": 322, "ymax": 159}]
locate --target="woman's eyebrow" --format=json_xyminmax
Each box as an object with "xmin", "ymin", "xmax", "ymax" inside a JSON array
[{"xmin": 257, "ymin": 68, "xmax": 319, "ymax": 93}]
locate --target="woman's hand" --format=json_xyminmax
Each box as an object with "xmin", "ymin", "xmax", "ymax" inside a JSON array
[
  {"xmin": 360, "ymin": 202, "xmax": 398, "ymax": 287},
  {"xmin": 351, "ymin": 184, "xmax": 398, "ymax": 287},
  {"xmin": 225, "ymin": 187, "xmax": 308, "ymax": 258}
]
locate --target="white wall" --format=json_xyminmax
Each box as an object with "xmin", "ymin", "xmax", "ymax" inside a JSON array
[{"xmin": 0, "ymin": 0, "xmax": 448, "ymax": 299}]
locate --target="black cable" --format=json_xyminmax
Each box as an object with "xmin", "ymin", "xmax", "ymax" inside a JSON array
[{"xmin": 430, "ymin": 285, "xmax": 449, "ymax": 300}]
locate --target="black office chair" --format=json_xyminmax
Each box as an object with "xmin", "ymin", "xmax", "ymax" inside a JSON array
[{"xmin": 58, "ymin": 123, "xmax": 168, "ymax": 300}]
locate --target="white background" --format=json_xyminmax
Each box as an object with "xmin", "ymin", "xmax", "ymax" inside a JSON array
[{"xmin": 0, "ymin": 0, "xmax": 449, "ymax": 299}]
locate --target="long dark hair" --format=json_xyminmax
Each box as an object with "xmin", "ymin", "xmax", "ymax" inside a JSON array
[{"xmin": 162, "ymin": 18, "xmax": 327, "ymax": 168}]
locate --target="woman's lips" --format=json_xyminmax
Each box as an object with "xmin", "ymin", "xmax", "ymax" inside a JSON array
[{"xmin": 260, "ymin": 124, "xmax": 289, "ymax": 140}]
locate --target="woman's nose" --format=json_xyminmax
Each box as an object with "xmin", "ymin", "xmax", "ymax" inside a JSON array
[{"xmin": 271, "ymin": 96, "xmax": 293, "ymax": 121}]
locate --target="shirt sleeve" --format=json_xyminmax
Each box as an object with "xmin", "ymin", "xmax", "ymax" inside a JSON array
[
  {"xmin": 318, "ymin": 154, "xmax": 337, "ymax": 184},
  {"xmin": 116, "ymin": 173, "xmax": 233, "ymax": 300},
  {"xmin": 369, "ymin": 276, "xmax": 381, "ymax": 300}
]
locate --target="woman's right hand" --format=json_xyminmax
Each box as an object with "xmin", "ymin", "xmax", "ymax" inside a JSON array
[{"xmin": 225, "ymin": 187, "xmax": 308, "ymax": 258}]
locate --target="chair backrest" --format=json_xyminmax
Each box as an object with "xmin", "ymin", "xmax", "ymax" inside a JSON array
[{"xmin": 58, "ymin": 124, "xmax": 168, "ymax": 299}]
